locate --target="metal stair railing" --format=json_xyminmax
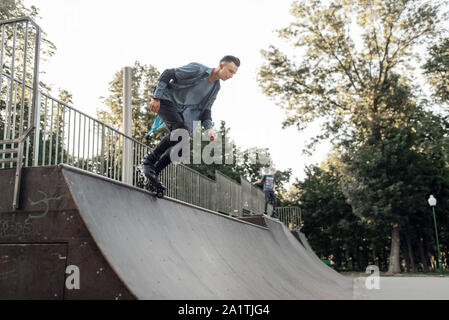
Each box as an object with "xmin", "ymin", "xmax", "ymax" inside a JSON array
[{"xmin": 0, "ymin": 126, "xmax": 35, "ymax": 209}]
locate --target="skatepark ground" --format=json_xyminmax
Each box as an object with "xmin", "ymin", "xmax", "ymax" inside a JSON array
[{"xmin": 347, "ymin": 273, "xmax": 449, "ymax": 300}]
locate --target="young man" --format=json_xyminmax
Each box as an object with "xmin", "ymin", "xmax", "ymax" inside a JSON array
[
  {"xmin": 252, "ymin": 168, "xmax": 278, "ymax": 218},
  {"xmin": 140, "ymin": 55, "xmax": 240, "ymax": 186}
]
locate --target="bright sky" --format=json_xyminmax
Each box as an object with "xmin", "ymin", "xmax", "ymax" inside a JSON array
[{"xmin": 23, "ymin": 0, "xmax": 333, "ymax": 185}]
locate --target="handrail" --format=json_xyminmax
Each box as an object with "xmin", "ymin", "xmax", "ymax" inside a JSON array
[
  {"xmin": 1, "ymin": 71, "xmax": 145, "ymax": 147},
  {"xmin": 0, "ymin": 16, "xmax": 40, "ymax": 29},
  {"xmin": 0, "ymin": 125, "xmax": 35, "ymax": 209},
  {"xmin": 40, "ymin": 92, "xmax": 146, "ymax": 147}
]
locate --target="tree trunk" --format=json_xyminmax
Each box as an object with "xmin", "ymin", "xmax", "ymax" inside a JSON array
[
  {"xmin": 418, "ymin": 230, "xmax": 430, "ymax": 272},
  {"xmin": 405, "ymin": 225, "xmax": 416, "ymax": 273},
  {"xmin": 423, "ymin": 232, "xmax": 434, "ymax": 271},
  {"xmin": 383, "ymin": 248, "xmax": 389, "ymax": 272},
  {"xmin": 351, "ymin": 250, "xmax": 357, "ymax": 271},
  {"xmin": 356, "ymin": 247, "xmax": 363, "ymax": 271},
  {"xmin": 402, "ymin": 235, "xmax": 411, "ymax": 273},
  {"xmin": 335, "ymin": 246, "xmax": 342, "ymax": 271},
  {"xmin": 379, "ymin": 248, "xmax": 385, "ymax": 271},
  {"xmin": 387, "ymin": 225, "xmax": 401, "ymax": 274}
]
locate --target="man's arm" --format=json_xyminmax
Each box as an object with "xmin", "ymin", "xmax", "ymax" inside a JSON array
[
  {"xmin": 152, "ymin": 68, "xmax": 177, "ymax": 100},
  {"xmin": 252, "ymin": 178, "xmax": 263, "ymax": 185},
  {"xmin": 200, "ymin": 109, "xmax": 213, "ymax": 130}
]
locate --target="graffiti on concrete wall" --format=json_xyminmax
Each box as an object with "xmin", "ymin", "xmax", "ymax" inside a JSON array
[
  {"xmin": 26, "ymin": 191, "xmax": 64, "ymax": 223},
  {"xmin": 0, "ymin": 191, "xmax": 64, "ymax": 237}
]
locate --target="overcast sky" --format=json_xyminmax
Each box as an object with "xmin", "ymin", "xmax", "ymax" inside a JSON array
[{"xmin": 23, "ymin": 0, "xmax": 333, "ymax": 185}]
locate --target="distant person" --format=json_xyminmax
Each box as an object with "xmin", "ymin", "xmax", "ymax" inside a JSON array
[
  {"xmin": 252, "ymin": 168, "xmax": 278, "ymax": 218},
  {"xmin": 322, "ymin": 258, "xmax": 337, "ymax": 271},
  {"xmin": 139, "ymin": 56, "xmax": 240, "ymax": 187}
]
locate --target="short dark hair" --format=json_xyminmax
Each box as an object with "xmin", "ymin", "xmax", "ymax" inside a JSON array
[{"xmin": 220, "ymin": 55, "xmax": 240, "ymax": 67}]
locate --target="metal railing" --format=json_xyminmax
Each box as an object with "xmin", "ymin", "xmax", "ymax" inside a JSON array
[
  {"xmin": 277, "ymin": 207, "xmax": 303, "ymax": 230},
  {"xmin": 1, "ymin": 17, "xmax": 41, "ymax": 169},
  {"xmin": 35, "ymin": 92, "xmax": 150, "ymax": 181},
  {"xmin": 0, "ymin": 16, "xmax": 302, "ymax": 227}
]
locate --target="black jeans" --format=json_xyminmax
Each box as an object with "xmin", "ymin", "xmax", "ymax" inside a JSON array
[
  {"xmin": 150, "ymin": 100, "xmax": 189, "ymax": 173},
  {"xmin": 264, "ymin": 190, "xmax": 277, "ymax": 214}
]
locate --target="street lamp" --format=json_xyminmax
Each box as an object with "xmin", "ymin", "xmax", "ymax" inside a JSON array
[{"xmin": 428, "ymin": 195, "xmax": 444, "ymax": 277}]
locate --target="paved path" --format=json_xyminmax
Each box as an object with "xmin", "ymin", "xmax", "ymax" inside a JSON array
[{"xmin": 351, "ymin": 276, "xmax": 449, "ymax": 300}]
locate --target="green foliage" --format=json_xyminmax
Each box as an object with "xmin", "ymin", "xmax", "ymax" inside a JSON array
[
  {"xmin": 58, "ymin": 89, "xmax": 73, "ymax": 105},
  {"xmin": 259, "ymin": 0, "xmax": 449, "ymax": 272},
  {"xmin": 0, "ymin": 0, "xmax": 56, "ymax": 81},
  {"xmin": 294, "ymin": 163, "xmax": 379, "ymax": 270},
  {"xmin": 187, "ymin": 120, "xmax": 242, "ymax": 181},
  {"xmin": 423, "ymin": 38, "xmax": 449, "ymax": 104},
  {"xmin": 97, "ymin": 61, "xmax": 165, "ymax": 147},
  {"xmin": 258, "ymin": 0, "xmax": 443, "ymax": 148},
  {"xmin": 0, "ymin": 0, "xmax": 38, "ymax": 21}
]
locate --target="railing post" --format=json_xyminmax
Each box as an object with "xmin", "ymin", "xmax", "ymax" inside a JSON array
[
  {"xmin": 32, "ymin": 91, "xmax": 41, "ymax": 166},
  {"xmin": 100, "ymin": 125, "xmax": 105, "ymax": 176},
  {"xmin": 32, "ymin": 26, "xmax": 41, "ymax": 166},
  {"xmin": 122, "ymin": 66, "xmax": 133, "ymax": 184},
  {"xmin": 13, "ymin": 139, "xmax": 24, "ymax": 209}
]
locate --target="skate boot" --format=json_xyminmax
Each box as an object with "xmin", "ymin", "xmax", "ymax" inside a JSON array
[
  {"xmin": 271, "ymin": 211, "xmax": 279, "ymax": 219},
  {"xmin": 152, "ymin": 170, "xmax": 166, "ymax": 190},
  {"xmin": 139, "ymin": 152, "xmax": 159, "ymax": 185}
]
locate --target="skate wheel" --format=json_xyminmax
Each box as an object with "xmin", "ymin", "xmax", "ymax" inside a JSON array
[
  {"xmin": 156, "ymin": 191, "xmax": 164, "ymax": 198},
  {"xmin": 137, "ymin": 180, "xmax": 144, "ymax": 188}
]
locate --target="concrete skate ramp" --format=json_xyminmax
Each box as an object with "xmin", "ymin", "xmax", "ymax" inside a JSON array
[
  {"xmin": 0, "ymin": 165, "xmax": 352, "ymax": 299},
  {"xmin": 292, "ymin": 230, "xmax": 325, "ymax": 264}
]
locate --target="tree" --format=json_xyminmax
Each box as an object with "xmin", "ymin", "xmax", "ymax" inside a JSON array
[
  {"xmin": 187, "ymin": 120, "xmax": 243, "ymax": 181},
  {"xmin": 0, "ymin": 0, "xmax": 57, "ymax": 86},
  {"xmin": 341, "ymin": 106, "xmax": 449, "ymax": 273},
  {"xmin": 294, "ymin": 162, "xmax": 371, "ymax": 271},
  {"xmin": 423, "ymin": 38, "xmax": 449, "ymax": 104},
  {"xmin": 97, "ymin": 61, "xmax": 165, "ymax": 147},
  {"xmin": 258, "ymin": 0, "xmax": 445, "ymax": 273},
  {"xmin": 259, "ymin": 0, "xmax": 443, "ymax": 145},
  {"xmin": 1, "ymin": 0, "xmax": 57, "ymax": 140},
  {"xmin": 1, "ymin": 0, "xmax": 39, "ymax": 21}
]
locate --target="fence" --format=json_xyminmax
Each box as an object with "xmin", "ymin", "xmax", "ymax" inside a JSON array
[
  {"xmin": 1, "ymin": 17, "xmax": 40, "ymax": 168},
  {"xmin": 277, "ymin": 207, "xmax": 303, "ymax": 230},
  {"xmin": 0, "ymin": 17, "xmax": 301, "ymax": 228}
]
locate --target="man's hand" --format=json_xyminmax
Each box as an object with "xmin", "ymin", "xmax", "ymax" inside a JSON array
[
  {"xmin": 149, "ymin": 98, "xmax": 160, "ymax": 113},
  {"xmin": 207, "ymin": 129, "xmax": 217, "ymax": 141}
]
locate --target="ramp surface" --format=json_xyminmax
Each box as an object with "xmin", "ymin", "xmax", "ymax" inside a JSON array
[{"xmin": 0, "ymin": 165, "xmax": 353, "ymax": 299}]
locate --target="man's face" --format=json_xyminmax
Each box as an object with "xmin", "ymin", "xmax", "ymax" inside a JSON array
[{"xmin": 218, "ymin": 62, "xmax": 238, "ymax": 81}]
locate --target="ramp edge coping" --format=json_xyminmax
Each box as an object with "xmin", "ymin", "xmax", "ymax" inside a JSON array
[{"xmin": 57, "ymin": 164, "xmax": 270, "ymax": 231}]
